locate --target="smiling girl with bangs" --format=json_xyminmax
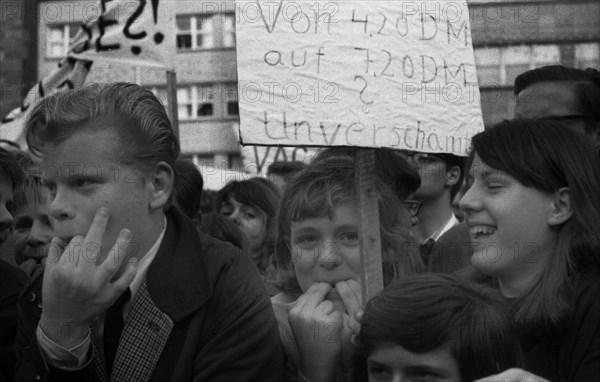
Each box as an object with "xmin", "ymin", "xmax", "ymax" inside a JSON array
[
  {"xmin": 272, "ymin": 155, "xmax": 422, "ymax": 382},
  {"xmin": 459, "ymin": 119, "xmax": 600, "ymax": 381}
]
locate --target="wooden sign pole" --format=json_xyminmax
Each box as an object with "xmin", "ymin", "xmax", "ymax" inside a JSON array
[
  {"xmin": 166, "ymin": 70, "xmax": 179, "ymax": 140},
  {"xmin": 355, "ymin": 149, "xmax": 384, "ymax": 306}
]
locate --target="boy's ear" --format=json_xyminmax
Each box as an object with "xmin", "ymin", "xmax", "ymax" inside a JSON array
[
  {"xmin": 548, "ymin": 187, "xmax": 572, "ymax": 226},
  {"xmin": 445, "ymin": 165, "xmax": 461, "ymax": 187},
  {"xmin": 149, "ymin": 161, "xmax": 174, "ymax": 210}
]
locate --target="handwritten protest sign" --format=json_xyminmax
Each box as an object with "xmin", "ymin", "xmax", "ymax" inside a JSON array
[
  {"xmin": 236, "ymin": 0, "xmax": 484, "ymax": 155},
  {"xmin": 69, "ymin": 0, "xmax": 176, "ymax": 69}
]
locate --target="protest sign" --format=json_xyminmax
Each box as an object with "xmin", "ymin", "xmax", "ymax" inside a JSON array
[
  {"xmin": 69, "ymin": 0, "xmax": 177, "ymax": 70},
  {"xmin": 1, "ymin": 0, "xmax": 178, "ymax": 148},
  {"xmin": 236, "ymin": 0, "xmax": 484, "ymax": 155},
  {"xmin": 1, "ymin": 58, "xmax": 91, "ymax": 148}
]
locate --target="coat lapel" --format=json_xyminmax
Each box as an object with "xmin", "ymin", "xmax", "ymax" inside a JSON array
[
  {"xmin": 111, "ymin": 280, "xmax": 174, "ymax": 382},
  {"xmin": 90, "ymin": 319, "xmax": 109, "ymax": 382}
]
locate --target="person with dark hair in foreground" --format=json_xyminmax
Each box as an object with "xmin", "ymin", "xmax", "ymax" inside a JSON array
[{"xmin": 353, "ymin": 273, "xmax": 524, "ymax": 382}]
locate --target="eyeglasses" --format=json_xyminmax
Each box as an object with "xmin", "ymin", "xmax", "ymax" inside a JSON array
[
  {"xmin": 399, "ymin": 151, "xmax": 444, "ymax": 165},
  {"xmin": 401, "ymin": 199, "xmax": 422, "ymax": 218}
]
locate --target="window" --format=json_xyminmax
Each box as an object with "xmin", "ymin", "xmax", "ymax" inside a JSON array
[
  {"xmin": 224, "ymin": 83, "xmax": 239, "ymax": 116},
  {"xmin": 176, "ymin": 13, "xmax": 235, "ymax": 50},
  {"xmin": 197, "ymin": 85, "xmax": 215, "ymax": 116},
  {"xmin": 223, "ymin": 14, "xmax": 236, "ymax": 48},
  {"xmin": 504, "ymin": 46, "xmax": 531, "ymax": 86},
  {"xmin": 177, "ymin": 85, "xmax": 215, "ymax": 120},
  {"xmin": 575, "ymin": 43, "xmax": 600, "ymax": 70},
  {"xmin": 474, "ymin": 48, "xmax": 501, "ymax": 86},
  {"xmin": 474, "ymin": 44, "xmax": 561, "ymax": 87},
  {"xmin": 46, "ymin": 24, "xmax": 79, "ymax": 58}
]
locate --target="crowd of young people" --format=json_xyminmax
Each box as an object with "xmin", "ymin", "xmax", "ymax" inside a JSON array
[{"xmin": 0, "ymin": 64, "xmax": 598, "ymax": 381}]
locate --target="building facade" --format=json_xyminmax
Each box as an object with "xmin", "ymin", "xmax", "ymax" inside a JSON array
[
  {"xmin": 469, "ymin": 0, "xmax": 600, "ymax": 126},
  {"xmin": 4, "ymin": 0, "xmax": 600, "ymax": 161}
]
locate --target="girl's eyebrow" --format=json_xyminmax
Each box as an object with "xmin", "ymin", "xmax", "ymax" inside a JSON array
[
  {"xmin": 334, "ymin": 224, "xmax": 358, "ymax": 233},
  {"xmin": 290, "ymin": 226, "xmax": 319, "ymax": 235}
]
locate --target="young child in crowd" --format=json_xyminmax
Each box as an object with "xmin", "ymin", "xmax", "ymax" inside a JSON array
[
  {"xmin": 459, "ymin": 119, "xmax": 600, "ymax": 381},
  {"xmin": 14, "ymin": 82, "xmax": 283, "ymax": 381},
  {"xmin": 273, "ymin": 156, "xmax": 422, "ymax": 382},
  {"xmin": 217, "ymin": 177, "xmax": 280, "ymax": 293},
  {"xmin": 353, "ymin": 273, "xmax": 524, "ymax": 382}
]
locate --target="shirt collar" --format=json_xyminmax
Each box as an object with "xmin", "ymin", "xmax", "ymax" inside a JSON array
[
  {"xmin": 129, "ymin": 216, "xmax": 167, "ymax": 299},
  {"xmin": 428, "ymin": 214, "xmax": 459, "ymax": 242}
]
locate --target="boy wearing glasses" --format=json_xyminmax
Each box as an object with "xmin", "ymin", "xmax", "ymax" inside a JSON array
[{"xmin": 401, "ymin": 151, "xmax": 472, "ymax": 273}]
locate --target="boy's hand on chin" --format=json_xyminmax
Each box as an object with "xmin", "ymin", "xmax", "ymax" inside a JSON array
[
  {"xmin": 39, "ymin": 208, "xmax": 138, "ymax": 349},
  {"xmin": 289, "ymin": 282, "xmax": 343, "ymax": 382}
]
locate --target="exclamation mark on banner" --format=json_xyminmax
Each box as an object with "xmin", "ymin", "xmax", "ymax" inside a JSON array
[
  {"xmin": 127, "ymin": 0, "xmax": 164, "ymax": 55},
  {"xmin": 152, "ymin": 0, "xmax": 164, "ymax": 44}
]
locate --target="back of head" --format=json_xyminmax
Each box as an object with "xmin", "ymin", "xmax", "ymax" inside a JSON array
[
  {"xmin": 312, "ymin": 147, "xmax": 421, "ymax": 200},
  {"xmin": 25, "ymin": 82, "xmax": 180, "ymax": 175},
  {"xmin": 514, "ymin": 65, "xmax": 600, "ymax": 125},
  {"xmin": 354, "ymin": 273, "xmax": 523, "ymax": 381},
  {"xmin": 173, "ymin": 159, "xmax": 203, "ymax": 219}
]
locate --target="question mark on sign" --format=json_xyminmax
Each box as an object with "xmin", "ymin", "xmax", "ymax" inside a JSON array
[
  {"xmin": 354, "ymin": 75, "xmax": 374, "ymax": 109},
  {"xmin": 124, "ymin": 0, "xmax": 164, "ymax": 55}
]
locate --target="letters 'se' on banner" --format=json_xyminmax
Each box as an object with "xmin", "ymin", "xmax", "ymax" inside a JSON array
[
  {"xmin": 70, "ymin": 0, "xmax": 177, "ymax": 70},
  {"xmin": 235, "ymin": 0, "xmax": 485, "ymax": 155}
]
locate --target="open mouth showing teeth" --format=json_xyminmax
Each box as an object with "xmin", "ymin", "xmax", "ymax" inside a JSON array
[{"xmin": 470, "ymin": 226, "xmax": 496, "ymax": 239}]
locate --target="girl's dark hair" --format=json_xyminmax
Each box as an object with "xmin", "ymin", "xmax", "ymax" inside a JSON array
[
  {"xmin": 353, "ymin": 274, "xmax": 524, "ymax": 382},
  {"xmin": 274, "ymin": 156, "xmax": 423, "ymax": 293},
  {"xmin": 198, "ymin": 212, "xmax": 245, "ymax": 250},
  {"xmin": 216, "ymin": 177, "xmax": 280, "ymax": 271},
  {"xmin": 466, "ymin": 119, "xmax": 600, "ymax": 326}
]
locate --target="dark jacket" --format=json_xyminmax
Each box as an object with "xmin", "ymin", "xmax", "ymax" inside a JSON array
[
  {"xmin": 13, "ymin": 207, "xmax": 285, "ymax": 382},
  {"xmin": 0, "ymin": 260, "xmax": 27, "ymax": 382},
  {"xmin": 427, "ymin": 222, "xmax": 472, "ymax": 273}
]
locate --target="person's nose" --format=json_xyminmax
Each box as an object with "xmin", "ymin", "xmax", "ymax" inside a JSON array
[
  {"xmin": 317, "ymin": 241, "xmax": 342, "ymax": 270},
  {"xmin": 229, "ymin": 209, "xmax": 242, "ymax": 225},
  {"xmin": 27, "ymin": 219, "xmax": 53, "ymax": 249},
  {"xmin": 48, "ymin": 186, "xmax": 76, "ymax": 222},
  {"xmin": 458, "ymin": 185, "xmax": 481, "ymax": 216}
]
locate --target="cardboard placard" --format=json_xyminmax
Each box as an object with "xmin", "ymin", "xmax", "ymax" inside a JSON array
[{"xmin": 236, "ymin": 0, "xmax": 484, "ymax": 154}]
